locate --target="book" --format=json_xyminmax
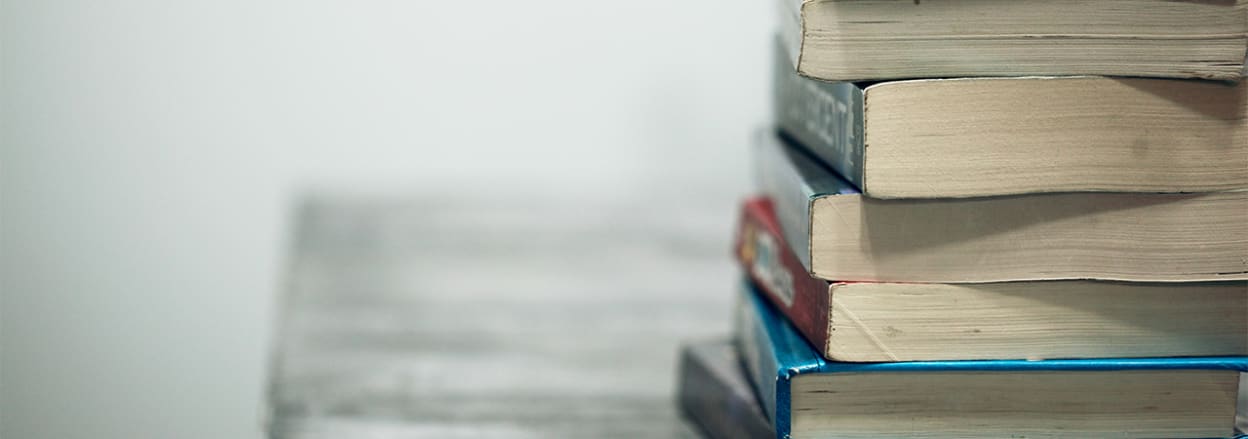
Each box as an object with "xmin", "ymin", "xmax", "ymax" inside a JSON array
[
  {"xmin": 779, "ymin": 0, "xmax": 1248, "ymax": 82},
  {"xmin": 734, "ymin": 279, "xmax": 1248, "ymax": 439},
  {"xmin": 1242, "ymin": 383, "xmax": 1248, "ymax": 435},
  {"xmin": 735, "ymin": 196, "xmax": 1248, "ymax": 362},
  {"xmin": 755, "ymin": 130, "xmax": 1248, "ymax": 283},
  {"xmin": 676, "ymin": 340, "xmax": 773, "ymax": 439},
  {"xmin": 772, "ymin": 41, "xmax": 1248, "ymax": 199}
]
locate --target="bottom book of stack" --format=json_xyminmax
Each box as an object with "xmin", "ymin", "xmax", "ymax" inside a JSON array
[
  {"xmin": 677, "ymin": 281, "xmax": 1248, "ymax": 439},
  {"xmin": 678, "ymin": 339, "xmax": 774, "ymax": 439}
]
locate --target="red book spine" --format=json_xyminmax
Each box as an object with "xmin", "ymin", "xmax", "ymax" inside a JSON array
[{"xmin": 734, "ymin": 197, "xmax": 832, "ymax": 358}]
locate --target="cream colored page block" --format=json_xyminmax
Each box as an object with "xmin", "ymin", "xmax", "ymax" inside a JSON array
[
  {"xmin": 790, "ymin": 370, "xmax": 1240, "ymax": 439},
  {"xmin": 862, "ymin": 77, "xmax": 1248, "ymax": 198},
  {"xmin": 825, "ymin": 282, "xmax": 1248, "ymax": 361},
  {"xmin": 809, "ymin": 191, "xmax": 1248, "ymax": 282},
  {"xmin": 801, "ymin": 0, "xmax": 1247, "ymax": 37},
  {"xmin": 800, "ymin": 39, "xmax": 1246, "ymax": 81},
  {"xmin": 796, "ymin": 0, "xmax": 1247, "ymax": 80}
]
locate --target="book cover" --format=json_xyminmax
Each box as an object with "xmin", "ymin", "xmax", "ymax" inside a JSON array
[
  {"xmin": 676, "ymin": 340, "xmax": 774, "ymax": 439},
  {"xmin": 771, "ymin": 37, "xmax": 865, "ymax": 192},
  {"xmin": 734, "ymin": 278, "xmax": 1248, "ymax": 439},
  {"xmin": 734, "ymin": 196, "xmax": 833, "ymax": 360},
  {"xmin": 751, "ymin": 129, "xmax": 856, "ymax": 273}
]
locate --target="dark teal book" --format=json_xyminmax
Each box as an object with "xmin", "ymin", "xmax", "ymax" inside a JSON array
[
  {"xmin": 771, "ymin": 36, "xmax": 1248, "ymax": 199},
  {"xmin": 676, "ymin": 340, "xmax": 773, "ymax": 439},
  {"xmin": 734, "ymin": 279, "xmax": 1248, "ymax": 439},
  {"xmin": 770, "ymin": 37, "xmax": 863, "ymax": 195}
]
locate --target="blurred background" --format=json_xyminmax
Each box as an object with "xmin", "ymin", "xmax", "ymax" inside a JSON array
[{"xmin": 2, "ymin": 1, "xmax": 770, "ymax": 438}]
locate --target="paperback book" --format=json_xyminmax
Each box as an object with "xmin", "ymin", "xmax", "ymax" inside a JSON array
[
  {"xmin": 755, "ymin": 130, "xmax": 1248, "ymax": 283},
  {"xmin": 772, "ymin": 39, "xmax": 1248, "ymax": 199},
  {"xmin": 677, "ymin": 340, "xmax": 773, "ymax": 439},
  {"xmin": 736, "ymin": 196, "xmax": 1248, "ymax": 362},
  {"xmin": 735, "ymin": 279, "xmax": 1248, "ymax": 439},
  {"xmin": 780, "ymin": 0, "xmax": 1248, "ymax": 81}
]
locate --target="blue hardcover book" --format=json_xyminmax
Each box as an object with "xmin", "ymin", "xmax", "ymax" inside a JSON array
[{"xmin": 734, "ymin": 279, "xmax": 1248, "ymax": 439}]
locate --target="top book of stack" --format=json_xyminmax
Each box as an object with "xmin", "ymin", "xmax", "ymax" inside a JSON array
[{"xmin": 781, "ymin": 0, "xmax": 1248, "ymax": 82}]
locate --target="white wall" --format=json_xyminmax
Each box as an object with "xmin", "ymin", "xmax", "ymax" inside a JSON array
[{"xmin": 0, "ymin": 1, "xmax": 770, "ymax": 438}]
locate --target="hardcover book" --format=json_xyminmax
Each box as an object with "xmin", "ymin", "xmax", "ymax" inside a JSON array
[
  {"xmin": 754, "ymin": 130, "xmax": 1248, "ymax": 283},
  {"xmin": 735, "ymin": 196, "xmax": 1248, "ymax": 362},
  {"xmin": 735, "ymin": 279, "xmax": 1248, "ymax": 439},
  {"xmin": 772, "ymin": 40, "xmax": 1248, "ymax": 199},
  {"xmin": 780, "ymin": 0, "xmax": 1248, "ymax": 82},
  {"xmin": 676, "ymin": 340, "xmax": 773, "ymax": 439}
]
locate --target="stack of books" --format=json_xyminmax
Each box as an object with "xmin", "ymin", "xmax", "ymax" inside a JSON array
[{"xmin": 678, "ymin": 1, "xmax": 1248, "ymax": 438}]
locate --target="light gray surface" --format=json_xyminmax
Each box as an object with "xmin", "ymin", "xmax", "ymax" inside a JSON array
[
  {"xmin": 1, "ymin": 1, "xmax": 768, "ymax": 437},
  {"xmin": 269, "ymin": 195, "xmax": 739, "ymax": 438}
]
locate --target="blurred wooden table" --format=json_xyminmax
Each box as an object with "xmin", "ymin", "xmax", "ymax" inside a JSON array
[{"xmin": 268, "ymin": 194, "xmax": 737, "ymax": 438}]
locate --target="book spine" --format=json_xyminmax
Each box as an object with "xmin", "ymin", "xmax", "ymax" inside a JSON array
[
  {"xmin": 734, "ymin": 284, "xmax": 784, "ymax": 437},
  {"xmin": 676, "ymin": 342, "xmax": 775, "ymax": 439},
  {"xmin": 752, "ymin": 131, "xmax": 817, "ymax": 272},
  {"xmin": 772, "ymin": 36, "xmax": 866, "ymax": 190},
  {"xmin": 735, "ymin": 197, "xmax": 833, "ymax": 361},
  {"xmin": 736, "ymin": 280, "xmax": 830, "ymax": 439}
]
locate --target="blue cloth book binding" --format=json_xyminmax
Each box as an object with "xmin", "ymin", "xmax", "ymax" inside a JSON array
[{"xmin": 734, "ymin": 278, "xmax": 1248, "ymax": 439}]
